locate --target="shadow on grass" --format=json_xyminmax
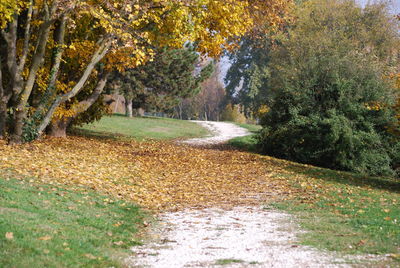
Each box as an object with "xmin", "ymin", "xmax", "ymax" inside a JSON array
[
  {"xmin": 225, "ymin": 132, "xmax": 400, "ymax": 193},
  {"xmin": 69, "ymin": 128, "xmax": 131, "ymax": 141},
  {"xmin": 284, "ymin": 164, "xmax": 400, "ymax": 193}
]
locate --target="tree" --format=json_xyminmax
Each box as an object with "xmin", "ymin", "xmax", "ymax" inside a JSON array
[
  {"xmin": 111, "ymin": 47, "xmax": 213, "ymax": 119},
  {"xmin": 258, "ymin": 0, "xmax": 400, "ymax": 176},
  {"xmin": 0, "ymin": 0, "xmax": 294, "ymax": 143},
  {"xmin": 174, "ymin": 61, "xmax": 226, "ymax": 121},
  {"xmin": 225, "ymin": 37, "xmax": 271, "ymax": 117}
]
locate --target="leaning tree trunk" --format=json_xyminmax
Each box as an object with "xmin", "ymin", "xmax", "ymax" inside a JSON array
[
  {"xmin": 125, "ymin": 97, "xmax": 133, "ymax": 117},
  {"xmin": 0, "ymin": 57, "xmax": 8, "ymax": 139},
  {"xmin": 36, "ymin": 39, "xmax": 111, "ymax": 138},
  {"xmin": 46, "ymin": 72, "xmax": 110, "ymax": 138}
]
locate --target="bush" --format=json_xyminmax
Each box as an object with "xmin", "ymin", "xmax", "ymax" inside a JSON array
[{"xmin": 258, "ymin": 0, "xmax": 400, "ymax": 176}]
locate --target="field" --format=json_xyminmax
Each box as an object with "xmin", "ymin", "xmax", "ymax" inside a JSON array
[{"xmin": 74, "ymin": 115, "xmax": 209, "ymax": 141}]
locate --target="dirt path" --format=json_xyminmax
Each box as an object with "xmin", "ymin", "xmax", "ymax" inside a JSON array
[{"xmin": 126, "ymin": 122, "xmax": 381, "ymax": 267}]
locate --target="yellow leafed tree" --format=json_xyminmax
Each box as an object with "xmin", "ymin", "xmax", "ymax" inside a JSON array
[{"xmin": 0, "ymin": 0, "xmax": 294, "ymax": 142}]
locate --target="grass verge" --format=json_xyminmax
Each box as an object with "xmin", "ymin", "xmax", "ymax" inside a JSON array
[
  {"xmin": 228, "ymin": 123, "xmax": 399, "ymax": 260},
  {"xmin": 228, "ymin": 122, "xmax": 261, "ymax": 152},
  {"xmin": 270, "ymin": 166, "xmax": 400, "ymax": 260},
  {"xmin": 0, "ymin": 177, "xmax": 147, "ymax": 267},
  {"xmin": 73, "ymin": 114, "xmax": 209, "ymax": 141}
]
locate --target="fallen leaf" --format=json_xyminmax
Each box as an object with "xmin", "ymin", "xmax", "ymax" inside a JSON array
[
  {"xmin": 5, "ymin": 232, "xmax": 14, "ymax": 240},
  {"xmin": 38, "ymin": 235, "xmax": 52, "ymax": 241},
  {"xmin": 84, "ymin": 253, "xmax": 97, "ymax": 260}
]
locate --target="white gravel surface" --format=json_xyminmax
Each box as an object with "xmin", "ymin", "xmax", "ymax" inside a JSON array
[
  {"xmin": 182, "ymin": 121, "xmax": 250, "ymax": 145},
  {"xmin": 127, "ymin": 207, "xmax": 379, "ymax": 268}
]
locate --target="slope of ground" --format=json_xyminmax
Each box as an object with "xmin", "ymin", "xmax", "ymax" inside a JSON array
[
  {"xmin": 1, "ymin": 117, "xmax": 399, "ymax": 266},
  {"xmin": 0, "ymin": 178, "xmax": 146, "ymax": 267}
]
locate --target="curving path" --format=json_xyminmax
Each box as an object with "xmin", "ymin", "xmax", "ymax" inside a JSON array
[
  {"xmin": 127, "ymin": 122, "xmax": 383, "ymax": 267},
  {"xmin": 182, "ymin": 121, "xmax": 250, "ymax": 145}
]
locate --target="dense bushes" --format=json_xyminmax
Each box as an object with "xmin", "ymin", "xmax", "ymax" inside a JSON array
[{"xmin": 258, "ymin": 0, "xmax": 400, "ymax": 176}]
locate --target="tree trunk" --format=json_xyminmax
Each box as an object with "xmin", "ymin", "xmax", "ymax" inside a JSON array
[
  {"xmin": 45, "ymin": 72, "xmax": 110, "ymax": 138},
  {"xmin": 36, "ymin": 39, "xmax": 111, "ymax": 137},
  {"xmin": 178, "ymin": 104, "xmax": 183, "ymax": 120},
  {"xmin": 0, "ymin": 99, "xmax": 7, "ymax": 139},
  {"xmin": 125, "ymin": 97, "xmax": 133, "ymax": 117},
  {"xmin": 48, "ymin": 118, "xmax": 71, "ymax": 138},
  {"xmin": 9, "ymin": 4, "xmax": 56, "ymax": 144}
]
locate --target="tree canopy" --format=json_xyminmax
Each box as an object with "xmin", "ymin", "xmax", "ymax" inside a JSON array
[{"xmin": 0, "ymin": 0, "xmax": 294, "ymax": 143}]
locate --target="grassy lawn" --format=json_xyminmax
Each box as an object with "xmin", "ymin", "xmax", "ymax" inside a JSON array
[
  {"xmin": 234, "ymin": 122, "xmax": 262, "ymax": 133},
  {"xmin": 0, "ymin": 177, "xmax": 147, "ymax": 267},
  {"xmin": 270, "ymin": 167, "xmax": 400, "ymax": 259},
  {"xmin": 228, "ymin": 122, "xmax": 261, "ymax": 152},
  {"xmin": 74, "ymin": 114, "xmax": 209, "ymax": 141}
]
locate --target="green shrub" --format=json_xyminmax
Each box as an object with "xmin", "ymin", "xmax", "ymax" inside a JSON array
[{"xmin": 258, "ymin": 0, "xmax": 400, "ymax": 176}]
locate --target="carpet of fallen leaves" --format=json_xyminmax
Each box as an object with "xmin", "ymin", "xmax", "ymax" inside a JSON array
[{"xmin": 0, "ymin": 137, "xmax": 319, "ymax": 211}]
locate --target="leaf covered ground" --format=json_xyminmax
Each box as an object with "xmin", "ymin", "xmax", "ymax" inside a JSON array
[
  {"xmin": 0, "ymin": 137, "xmax": 299, "ymax": 211},
  {"xmin": 1, "ymin": 135, "xmax": 399, "ymax": 257}
]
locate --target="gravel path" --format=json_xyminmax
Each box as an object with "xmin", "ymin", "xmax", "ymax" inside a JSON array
[
  {"xmin": 127, "ymin": 122, "xmax": 382, "ymax": 267},
  {"xmin": 127, "ymin": 207, "xmax": 374, "ymax": 268},
  {"xmin": 182, "ymin": 121, "xmax": 250, "ymax": 145}
]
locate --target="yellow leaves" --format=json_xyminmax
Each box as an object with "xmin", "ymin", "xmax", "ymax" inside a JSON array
[
  {"xmin": 38, "ymin": 235, "xmax": 52, "ymax": 241},
  {"xmin": 0, "ymin": 136, "xmax": 300, "ymax": 211},
  {"xmin": 64, "ymin": 40, "xmax": 96, "ymax": 70},
  {"xmin": 0, "ymin": 0, "xmax": 24, "ymax": 28},
  {"xmin": 364, "ymin": 101, "xmax": 382, "ymax": 111}
]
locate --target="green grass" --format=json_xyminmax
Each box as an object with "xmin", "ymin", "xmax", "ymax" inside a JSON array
[
  {"xmin": 228, "ymin": 123, "xmax": 399, "ymax": 260},
  {"xmin": 234, "ymin": 122, "xmax": 262, "ymax": 133},
  {"xmin": 73, "ymin": 114, "xmax": 209, "ymax": 141},
  {"xmin": 215, "ymin": 258, "xmax": 244, "ymax": 265},
  {"xmin": 228, "ymin": 122, "xmax": 261, "ymax": 152},
  {"xmin": 0, "ymin": 177, "xmax": 147, "ymax": 267},
  {"xmin": 270, "ymin": 166, "xmax": 400, "ymax": 260}
]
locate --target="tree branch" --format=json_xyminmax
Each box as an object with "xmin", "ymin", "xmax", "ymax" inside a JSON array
[
  {"xmin": 17, "ymin": 0, "xmax": 58, "ymax": 108},
  {"xmin": 3, "ymin": 14, "xmax": 18, "ymax": 80},
  {"xmin": 18, "ymin": 0, "xmax": 34, "ymax": 73},
  {"xmin": 70, "ymin": 71, "xmax": 110, "ymax": 118},
  {"xmin": 36, "ymin": 38, "xmax": 112, "ymax": 136}
]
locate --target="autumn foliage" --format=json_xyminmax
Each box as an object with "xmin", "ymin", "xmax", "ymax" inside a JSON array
[
  {"xmin": 0, "ymin": 0, "xmax": 294, "ymax": 144},
  {"xmin": 0, "ymin": 136, "xmax": 309, "ymax": 211}
]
